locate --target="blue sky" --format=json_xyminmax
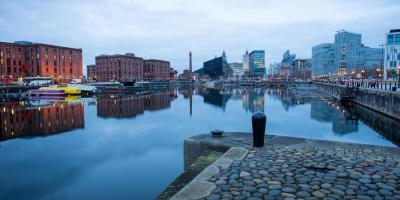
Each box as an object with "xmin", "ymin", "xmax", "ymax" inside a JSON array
[{"xmin": 0, "ymin": 0, "xmax": 399, "ymax": 73}]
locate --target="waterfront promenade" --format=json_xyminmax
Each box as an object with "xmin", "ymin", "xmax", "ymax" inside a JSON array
[{"xmin": 171, "ymin": 133, "xmax": 400, "ymax": 200}]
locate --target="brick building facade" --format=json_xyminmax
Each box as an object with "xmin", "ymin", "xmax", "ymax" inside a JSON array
[
  {"xmin": 144, "ymin": 59, "xmax": 170, "ymax": 81},
  {"xmin": 0, "ymin": 41, "xmax": 82, "ymax": 83},
  {"xmin": 91, "ymin": 53, "xmax": 175, "ymax": 82},
  {"xmin": 95, "ymin": 53, "xmax": 144, "ymax": 82},
  {"xmin": 170, "ymin": 68, "xmax": 178, "ymax": 80},
  {"xmin": 86, "ymin": 64, "xmax": 96, "ymax": 81}
]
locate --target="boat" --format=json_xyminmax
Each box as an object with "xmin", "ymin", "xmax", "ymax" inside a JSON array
[{"xmin": 29, "ymin": 84, "xmax": 81, "ymax": 96}]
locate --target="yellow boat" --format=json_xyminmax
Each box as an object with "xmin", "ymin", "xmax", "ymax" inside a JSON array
[{"xmin": 35, "ymin": 84, "xmax": 81, "ymax": 96}]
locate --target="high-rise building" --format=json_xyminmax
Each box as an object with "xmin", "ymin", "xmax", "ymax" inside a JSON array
[
  {"xmin": 384, "ymin": 29, "xmax": 400, "ymax": 80},
  {"xmin": 0, "ymin": 41, "xmax": 82, "ymax": 83},
  {"xmin": 334, "ymin": 30, "xmax": 362, "ymax": 73},
  {"xmin": 267, "ymin": 62, "xmax": 280, "ymax": 78},
  {"xmin": 249, "ymin": 50, "xmax": 265, "ymax": 77},
  {"xmin": 86, "ymin": 64, "xmax": 96, "ymax": 81},
  {"xmin": 243, "ymin": 50, "xmax": 249, "ymax": 72},
  {"xmin": 312, "ymin": 43, "xmax": 335, "ymax": 78},
  {"xmin": 281, "ymin": 50, "xmax": 296, "ymax": 79},
  {"xmin": 312, "ymin": 30, "xmax": 383, "ymax": 79},
  {"xmin": 95, "ymin": 53, "xmax": 144, "ymax": 82}
]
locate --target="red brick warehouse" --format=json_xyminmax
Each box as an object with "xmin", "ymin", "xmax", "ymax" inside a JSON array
[
  {"xmin": 0, "ymin": 41, "xmax": 83, "ymax": 84},
  {"xmin": 91, "ymin": 53, "xmax": 176, "ymax": 82},
  {"xmin": 95, "ymin": 53, "xmax": 144, "ymax": 82}
]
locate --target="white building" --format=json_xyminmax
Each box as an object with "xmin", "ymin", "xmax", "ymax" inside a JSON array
[
  {"xmin": 384, "ymin": 29, "xmax": 400, "ymax": 80},
  {"xmin": 243, "ymin": 50, "xmax": 249, "ymax": 73},
  {"xmin": 268, "ymin": 62, "xmax": 280, "ymax": 78},
  {"xmin": 229, "ymin": 62, "xmax": 243, "ymax": 78}
]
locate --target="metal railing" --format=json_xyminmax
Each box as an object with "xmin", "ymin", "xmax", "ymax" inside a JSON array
[{"xmin": 315, "ymin": 80, "xmax": 400, "ymax": 92}]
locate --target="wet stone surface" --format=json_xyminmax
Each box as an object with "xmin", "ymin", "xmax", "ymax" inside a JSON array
[{"xmin": 191, "ymin": 133, "xmax": 400, "ymax": 200}]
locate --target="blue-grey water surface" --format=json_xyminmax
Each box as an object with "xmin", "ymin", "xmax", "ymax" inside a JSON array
[{"xmin": 0, "ymin": 87, "xmax": 398, "ymax": 200}]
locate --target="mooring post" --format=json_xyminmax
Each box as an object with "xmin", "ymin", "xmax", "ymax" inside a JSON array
[{"xmin": 252, "ymin": 112, "xmax": 266, "ymax": 147}]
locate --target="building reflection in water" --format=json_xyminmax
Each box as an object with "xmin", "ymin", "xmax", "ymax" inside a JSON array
[
  {"xmin": 267, "ymin": 88, "xmax": 314, "ymax": 111},
  {"xmin": 311, "ymin": 99, "xmax": 358, "ymax": 135},
  {"xmin": 197, "ymin": 88, "xmax": 232, "ymax": 111},
  {"xmin": 0, "ymin": 101, "xmax": 85, "ymax": 141},
  {"xmin": 97, "ymin": 89, "xmax": 178, "ymax": 118},
  {"xmin": 242, "ymin": 88, "xmax": 265, "ymax": 113}
]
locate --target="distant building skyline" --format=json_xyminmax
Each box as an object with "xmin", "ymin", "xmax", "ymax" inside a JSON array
[{"xmin": 1, "ymin": 0, "xmax": 397, "ymax": 73}]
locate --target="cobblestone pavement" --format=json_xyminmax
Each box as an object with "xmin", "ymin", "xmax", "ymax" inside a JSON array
[{"xmin": 190, "ymin": 133, "xmax": 400, "ymax": 200}]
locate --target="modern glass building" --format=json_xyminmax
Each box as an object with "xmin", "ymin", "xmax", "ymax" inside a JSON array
[
  {"xmin": 362, "ymin": 47, "xmax": 383, "ymax": 69},
  {"xmin": 249, "ymin": 50, "xmax": 265, "ymax": 77},
  {"xmin": 312, "ymin": 43, "xmax": 335, "ymax": 78},
  {"xmin": 281, "ymin": 50, "xmax": 296, "ymax": 79},
  {"xmin": 334, "ymin": 30, "xmax": 362, "ymax": 73},
  {"xmin": 384, "ymin": 29, "xmax": 400, "ymax": 80},
  {"xmin": 312, "ymin": 30, "xmax": 383, "ymax": 79}
]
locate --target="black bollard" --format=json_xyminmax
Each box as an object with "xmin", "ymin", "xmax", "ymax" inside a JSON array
[{"xmin": 252, "ymin": 112, "xmax": 266, "ymax": 147}]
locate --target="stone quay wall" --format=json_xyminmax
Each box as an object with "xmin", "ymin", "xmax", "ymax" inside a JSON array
[{"xmin": 314, "ymin": 82, "xmax": 400, "ymax": 120}]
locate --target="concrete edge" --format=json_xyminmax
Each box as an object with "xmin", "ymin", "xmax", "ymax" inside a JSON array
[{"xmin": 170, "ymin": 147, "xmax": 249, "ymax": 200}]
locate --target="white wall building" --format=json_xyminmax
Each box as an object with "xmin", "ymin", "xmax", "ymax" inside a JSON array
[
  {"xmin": 243, "ymin": 50, "xmax": 249, "ymax": 73},
  {"xmin": 384, "ymin": 29, "xmax": 400, "ymax": 80},
  {"xmin": 229, "ymin": 62, "xmax": 243, "ymax": 78}
]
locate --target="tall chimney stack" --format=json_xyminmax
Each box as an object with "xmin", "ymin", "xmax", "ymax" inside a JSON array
[{"xmin": 189, "ymin": 52, "xmax": 192, "ymax": 81}]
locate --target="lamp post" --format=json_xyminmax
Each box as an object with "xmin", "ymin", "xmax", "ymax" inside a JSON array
[
  {"xmin": 376, "ymin": 68, "xmax": 381, "ymax": 81},
  {"xmin": 361, "ymin": 70, "xmax": 365, "ymax": 86},
  {"xmin": 398, "ymin": 66, "xmax": 400, "ymax": 85}
]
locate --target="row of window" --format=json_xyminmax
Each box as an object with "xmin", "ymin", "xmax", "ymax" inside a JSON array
[
  {"xmin": 44, "ymin": 68, "xmax": 74, "ymax": 74},
  {"xmin": 1, "ymin": 47, "xmax": 78, "ymax": 57},
  {"xmin": 0, "ymin": 66, "xmax": 75, "ymax": 74},
  {"xmin": 97, "ymin": 61, "xmax": 142, "ymax": 66},
  {"xmin": 96, "ymin": 71, "xmax": 142, "ymax": 76},
  {"xmin": 386, "ymin": 53, "xmax": 400, "ymax": 61},
  {"xmin": 0, "ymin": 51, "xmax": 74, "ymax": 61},
  {"xmin": 387, "ymin": 34, "xmax": 400, "ymax": 45},
  {"xmin": 43, "ymin": 54, "xmax": 73, "ymax": 60},
  {"xmin": 0, "ymin": 59, "xmax": 77, "ymax": 68}
]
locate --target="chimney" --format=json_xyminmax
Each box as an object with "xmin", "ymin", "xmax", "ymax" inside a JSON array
[{"xmin": 189, "ymin": 52, "xmax": 192, "ymax": 81}]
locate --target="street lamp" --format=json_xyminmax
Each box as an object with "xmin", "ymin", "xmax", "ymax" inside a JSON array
[
  {"xmin": 398, "ymin": 66, "xmax": 400, "ymax": 84},
  {"xmin": 361, "ymin": 70, "xmax": 365, "ymax": 83},
  {"xmin": 376, "ymin": 68, "xmax": 381, "ymax": 81}
]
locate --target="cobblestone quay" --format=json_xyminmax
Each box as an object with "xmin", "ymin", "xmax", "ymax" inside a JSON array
[{"xmin": 171, "ymin": 133, "xmax": 400, "ymax": 200}]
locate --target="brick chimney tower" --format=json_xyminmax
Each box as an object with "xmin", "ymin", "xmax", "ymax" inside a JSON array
[{"xmin": 189, "ymin": 52, "xmax": 192, "ymax": 81}]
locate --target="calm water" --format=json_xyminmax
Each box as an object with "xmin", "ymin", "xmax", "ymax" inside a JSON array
[{"xmin": 0, "ymin": 87, "xmax": 399, "ymax": 200}]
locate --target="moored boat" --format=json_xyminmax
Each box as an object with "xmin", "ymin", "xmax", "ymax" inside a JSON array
[{"xmin": 29, "ymin": 84, "xmax": 81, "ymax": 96}]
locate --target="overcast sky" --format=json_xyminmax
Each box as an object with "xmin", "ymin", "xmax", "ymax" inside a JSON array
[{"xmin": 0, "ymin": 0, "xmax": 399, "ymax": 73}]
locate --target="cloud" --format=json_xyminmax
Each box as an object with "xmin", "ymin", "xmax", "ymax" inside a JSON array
[{"xmin": 0, "ymin": 0, "xmax": 399, "ymax": 73}]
